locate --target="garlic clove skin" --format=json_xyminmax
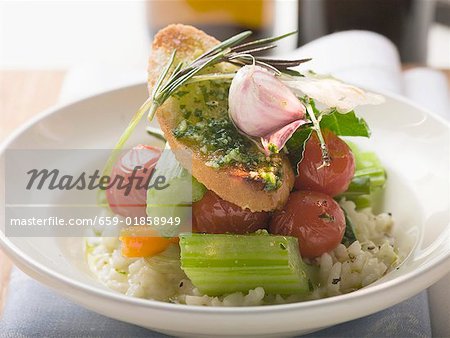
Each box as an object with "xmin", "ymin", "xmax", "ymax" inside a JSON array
[
  {"xmin": 283, "ymin": 73, "xmax": 384, "ymax": 113},
  {"xmin": 228, "ymin": 65, "xmax": 306, "ymax": 138},
  {"xmin": 261, "ymin": 120, "xmax": 307, "ymax": 155}
]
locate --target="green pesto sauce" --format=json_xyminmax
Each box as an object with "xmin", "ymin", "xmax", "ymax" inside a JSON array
[{"xmin": 171, "ymin": 80, "xmax": 282, "ymax": 191}]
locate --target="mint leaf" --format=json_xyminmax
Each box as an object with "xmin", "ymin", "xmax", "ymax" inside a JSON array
[
  {"xmin": 320, "ymin": 110, "xmax": 371, "ymax": 137},
  {"xmin": 286, "ymin": 126, "xmax": 313, "ymax": 174}
]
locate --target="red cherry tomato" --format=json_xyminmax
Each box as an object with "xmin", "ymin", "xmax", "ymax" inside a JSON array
[
  {"xmin": 295, "ymin": 129, "xmax": 355, "ymax": 197},
  {"xmin": 269, "ymin": 191, "xmax": 345, "ymax": 258},
  {"xmin": 106, "ymin": 144, "xmax": 161, "ymax": 218},
  {"xmin": 192, "ymin": 190, "xmax": 270, "ymax": 234}
]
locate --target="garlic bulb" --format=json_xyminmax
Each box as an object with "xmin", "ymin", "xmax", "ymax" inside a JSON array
[{"xmin": 228, "ymin": 65, "xmax": 307, "ymax": 154}]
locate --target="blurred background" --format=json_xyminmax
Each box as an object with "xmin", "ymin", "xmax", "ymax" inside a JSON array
[
  {"xmin": 0, "ymin": 1, "xmax": 449, "ymax": 336},
  {"xmin": 0, "ymin": 0, "xmax": 449, "ymax": 71},
  {"xmin": 1, "ymin": 0, "xmax": 449, "ymax": 141}
]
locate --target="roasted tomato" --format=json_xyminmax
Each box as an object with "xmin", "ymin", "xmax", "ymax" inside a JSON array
[
  {"xmin": 192, "ymin": 190, "xmax": 270, "ymax": 234},
  {"xmin": 295, "ymin": 129, "xmax": 355, "ymax": 197},
  {"xmin": 269, "ymin": 191, "xmax": 345, "ymax": 258},
  {"xmin": 106, "ymin": 144, "xmax": 161, "ymax": 218}
]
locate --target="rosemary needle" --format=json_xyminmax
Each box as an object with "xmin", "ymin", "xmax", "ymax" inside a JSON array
[{"xmin": 99, "ymin": 30, "xmax": 311, "ymax": 206}]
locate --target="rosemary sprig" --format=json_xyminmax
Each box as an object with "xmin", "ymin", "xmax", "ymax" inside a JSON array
[
  {"xmin": 99, "ymin": 30, "xmax": 310, "ymax": 205},
  {"xmin": 230, "ymin": 31, "xmax": 297, "ymax": 53},
  {"xmin": 148, "ymin": 30, "xmax": 310, "ymax": 121},
  {"xmin": 146, "ymin": 126, "xmax": 166, "ymax": 142},
  {"xmin": 193, "ymin": 31, "xmax": 252, "ymax": 63}
]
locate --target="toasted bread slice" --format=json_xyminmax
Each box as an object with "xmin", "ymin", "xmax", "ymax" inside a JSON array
[{"xmin": 148, "ymin": 24, "xmax": 294, "ymax": 211}]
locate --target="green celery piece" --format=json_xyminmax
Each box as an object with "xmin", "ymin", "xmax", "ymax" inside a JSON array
[
  {"xmin": 347, "ymin": 142, "xmax": 380, "ymax": 168},
  {"xmin": 352, "ymin": 168, "xmax": 386, "ymax": 191},
  {"xmin": 369, "ymin": 174, "xmax": 386, "ymax": 189},
  {"xmin": 344, "ymin": 195, "xmax": 372, "ymax": 209},
  {"xmin": 354, "ymin": 195, "xmax": 372, "ymax": 209},
  {"xmin": 354, "ymin": 151, "xmax": 382, "ymax": 171},
  {"xmin": 341, "ymin": 176, "xmax": 371, "ymax": 197},
  {"xmin": 354, "ymin": 167, "xmax": 386, "ymax": 189},
  {"xmin": 191, "ymin": 177, "xmax": 207, "ymax": 203},
  {"xmin": 340, "ymin": 142, "xmax": 386, "ymax": 209},
  {"xmin": 354, "ymin": 167, "xmax": 384, "ymax": 176},
  {"xmin": 179, "ymin": 233, "xmax": 310, "ymax": 296}
]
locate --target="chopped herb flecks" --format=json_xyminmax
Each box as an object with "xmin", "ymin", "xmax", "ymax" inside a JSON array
[
  {"xmin": 171, "ymin": 81, "xmax": 283, "ymax": 191},
  {"xmin": 332, "ymin": 278, "xmax": 341, "ymax": 285}
]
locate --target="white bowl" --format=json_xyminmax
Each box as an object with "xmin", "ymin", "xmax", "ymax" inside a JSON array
[{"xmin": 1, "ymin": 84, "xmax": 449, "ymax": 337}]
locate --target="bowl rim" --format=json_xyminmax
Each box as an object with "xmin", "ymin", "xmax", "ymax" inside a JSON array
[{"xmin": 1, "ymin": 83, "xmax": 449, "ymax": 314}]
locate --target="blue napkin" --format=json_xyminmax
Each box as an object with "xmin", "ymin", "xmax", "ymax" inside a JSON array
[{"xmin": 0, "ymin": 268, "xmax": 431, "ymax": 337}]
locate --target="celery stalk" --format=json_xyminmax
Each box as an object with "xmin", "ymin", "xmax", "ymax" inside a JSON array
[
  {"xmin": 179, "ymin": 233, "xmax": 310, "ymax": 296},
  {"xmin": 354, "ymin": 151, "xmax": 382, "ymax": 170},
  {"xmin": 351, "ymin": 195, "xmax": 372, "ymax": 209},
  {"xmin": 340, "ymin": 143, "xmax": 386, "ymax": 209},
  {"xmin": 191, "ymin": 177, "xmax": 207, "ymax": 202},
  {"xmin": 340, "ymin": 176, "xmax": 371, "ymax": 197}
]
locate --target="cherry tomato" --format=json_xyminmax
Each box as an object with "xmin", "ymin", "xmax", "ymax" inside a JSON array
[
  {"xmin": 106, "ymin": 144, "xmax": 161, "ymax": 218},
  {"xmin": 295, "ymin": 129, "xmax": 355, "ymax": 197},
  {"xmin": 269, "ymin": 191, "xmax": 345, "ymax": 258},
  {"xmin": 192, "ymin": 190, "xmax": 270, "ymax": 234}
]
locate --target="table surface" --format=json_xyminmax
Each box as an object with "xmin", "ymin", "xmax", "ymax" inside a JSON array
[{"xmin": 1, "ymin": 68, "xmax": 449, "ymax": 317}]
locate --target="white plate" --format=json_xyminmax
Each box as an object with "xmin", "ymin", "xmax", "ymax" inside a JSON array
[{"xmin": 1, "ymin": 84, "xmax": 449, "ymax": 337}]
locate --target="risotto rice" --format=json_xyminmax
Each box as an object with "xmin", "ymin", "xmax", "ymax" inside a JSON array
[{"xmin": 86, "ymin": 200, "xmax": 405, "ymax": 306}]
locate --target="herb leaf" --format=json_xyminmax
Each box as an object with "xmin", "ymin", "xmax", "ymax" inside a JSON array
[
  {"xmin": 286, "ymin": 104, "xmax": 370, "ymax": 175},
  {"xmin": 320, "ymin": 110, "xmax": 371, "ymax": 137},
  {"xmin": 286, "ymin": 126, "xmax": 313, "ymax": 174},
  {"xmin": 341, "ymin": 208, "xmax": 357, "ymax": 247}
]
